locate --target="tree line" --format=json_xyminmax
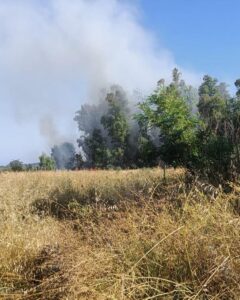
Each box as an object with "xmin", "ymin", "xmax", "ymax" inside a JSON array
[
  {"xmin": 6, "ymin": 69, "xmax": 240, "ymax": 183},
  {"xmin": 74, "ymin": 69, "xmax": 240, "ymax": 183}
]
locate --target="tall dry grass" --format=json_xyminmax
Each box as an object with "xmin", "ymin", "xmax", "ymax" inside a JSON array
[{"xmin": 0, "ymin": 169, "xmax": 239, "ymax": 299}]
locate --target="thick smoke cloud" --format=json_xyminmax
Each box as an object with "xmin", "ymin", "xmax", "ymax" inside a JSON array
[{"xmin": 0, "ymin": 0, "xmax": 200, "ymax": 164}]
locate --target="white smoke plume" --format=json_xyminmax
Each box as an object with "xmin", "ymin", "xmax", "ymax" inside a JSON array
[
  {"xmin": 39, "ymin": 115, "xmax": 73, "ymax": 147},
  {"xmin": 0, "ymin": 0, "xmax": 200, "ymax": 164}
]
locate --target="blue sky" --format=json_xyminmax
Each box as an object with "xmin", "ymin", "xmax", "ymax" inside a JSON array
[
  {"xmin": 0, "ymin": 0, "xmax": 239, "ymax": 165},
  {"xmin": 139, "ymin": 0, "xmax": 240, "ymax": 84}
]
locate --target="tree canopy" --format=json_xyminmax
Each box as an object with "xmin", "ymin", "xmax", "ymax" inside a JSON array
[
  {"xmin": 8, "ymin": 68, "xmax": 240, "ymax": 184},
  {"xmin": 73, "ymin": 69, "xmax": 240, "ymax": 183},
  {"xmin": 39, "ymin": 154, "xmax": 56, "ymax": 170}
]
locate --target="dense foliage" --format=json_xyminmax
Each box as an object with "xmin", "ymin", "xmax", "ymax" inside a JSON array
[
  {"xmin": 8, "ymin": 160, "xmax": 24, "ymax": 172},
  {"xmin": 5, "ymin": 69, "xmax": 240, "ymax": 182},
  {"xmin": 39, "ymin": 154, "xmax": 56, "ymax": 170},
  {"xmin": 137, "ymin": 80, "xmax": 198, "ymax": 168},
  {"xmin": 73, "ymin": 69, "xmax": 240, "ymax": 182}
]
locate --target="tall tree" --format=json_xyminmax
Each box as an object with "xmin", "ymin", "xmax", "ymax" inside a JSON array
[
  {"xmin": 171, "ymin": 68, "xmax": 198, "ymax": 113},
  {"xmin": 197, "ymin": 75, "xmax": 236, "ymax": 181},
  {"xmin": 101, "ymin": 86, "xmax": 130, "ymax": 167},
  {"xmin": 235, "ymin": 79, "xmax": 240, "ymax": 97},
  {"xmin": 74, "ymin": 85, "xmax": 134, "ymax": 168},
  {"xmin": 198, "ymin": 75, "xmax": 228, "ymax": 133},
  {"xmin": 137, "ymin": 81, "xmax": 198, "ymax": 168},
  {"xmin": 39, "ymin": 154, "xmax": 55, "ymax": 170},
  {"xmin": 85, "ymin": 128, "xmax": 110, "ymax": 168},
  {"xmin": 135, "ymin": 117, "xmax": 158, "ymax": 167}
]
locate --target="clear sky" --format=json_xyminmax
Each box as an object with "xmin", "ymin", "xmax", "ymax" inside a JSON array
[
  {"xmin": 139, "ymin": 0, "xmax": 240, "ymax": 83},
  {"xmin": 0, "ymin": 0, "xmax": 239, "ymax": 165}
]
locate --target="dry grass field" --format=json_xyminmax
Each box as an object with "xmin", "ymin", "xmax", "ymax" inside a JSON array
[{"xmin": 0, "ymin": 169, "xmax": 239, "ymax": 299}]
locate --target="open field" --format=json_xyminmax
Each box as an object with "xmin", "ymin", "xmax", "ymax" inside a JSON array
[{"xmin": 0, "ymin": 169, "xmax": 239, "ymax": 299}]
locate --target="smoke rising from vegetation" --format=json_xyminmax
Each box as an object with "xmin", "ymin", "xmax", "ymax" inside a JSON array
[
  {"xmin": 0, "ymin": 0, "xmax": 201, "ymax": 163},
  {"xmin": 39, "ymin": 116, "xmax": 68, "ymax": 147}
]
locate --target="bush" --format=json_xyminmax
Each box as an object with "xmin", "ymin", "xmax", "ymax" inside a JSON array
[{"xmin": 9, "ymin": 160, "xmax": 24, "ymax": 172}]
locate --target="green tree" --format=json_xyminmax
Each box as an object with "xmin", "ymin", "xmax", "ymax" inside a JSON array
[
  {"xmin": 224, "ymin": 94, "xmax": 240, "ymax": 177},
  {"xmin": 196, "ymin": 75, "xmax": 235, "ymax": 181},
  {"xmin": 101, "ymin": 87, "xmax": 130, "ymax": 167},
  {"xmin": 135, "ymin": 118, "xmax": 158, "ymax": 167},
  {"xmin": 137, "ymin": 81, "xmax": 198, "ymax": 168},
  {"xmin": 170, "ymin": 68, "xmax": 199, "ymax": 113},
  {"xmin": 196, "ymin": 132, "xmax": 233, "ymax": 181},
  {"xmin": 74, "ymin": 85, "xmax": 136, "ymax": 169},
  {"xmin": 39, "ymin": 154, "xmax": 55, "ymax": 170},
  {"xmin": 85, "ymin": 129, "xmax": 111, "ymax": 168},
  {"xmin": 9, "ymin": 160, "xmax": 24, "ymax": 172},
  {"xmin": 235, "ymin": 79, "xmax": 240, "ymax": 97},
  {"xmin": 198, "ymin": 75, "xmax": 228, "ymax": 133}
]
